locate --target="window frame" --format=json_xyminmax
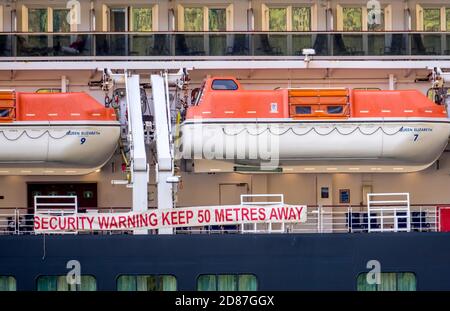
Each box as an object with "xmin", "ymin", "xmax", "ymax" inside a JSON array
[
  {"xmin": 178, "ymin": 4, "xmax": 233, "ymax": 31},
  {"xmin": 262, "ymin": 3, "xmax": 316, "ymax": 31},
  {"xmin": 22, "ymin": 5, "xmax": 75, "ymax": 32},
  {"xmin": 336, "ymin": 4, "xmax": 392, "ymax": 31},
  {"xmin": 356, "ymin": 272, "xmax": 417, "ymax": 291},
  {"xmin": 116, "ymin": 274, "xmax": 177, "ymax": 291},
  {"xmin": 196, "ymin": 274, "xmax": 258, "ymax": 291},
  {"xmin": 0, "ymin": 276, "xmax": 17, "ymax": 291},
  {"xmin": 36, "ymin": 275, "xmax": 97, "ymax": 291},
  {"xmin": 211, "ymin": 79, "xmax": 239, "ymax": 91}
]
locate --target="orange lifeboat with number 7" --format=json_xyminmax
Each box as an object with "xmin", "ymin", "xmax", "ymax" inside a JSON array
[{"xmin": 178, "ymin": 77, "xmax": 450, "ymax": 173}]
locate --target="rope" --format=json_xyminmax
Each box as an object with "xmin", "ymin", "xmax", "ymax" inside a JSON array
[
  {"xmin": 222, "ymin": 125, "xmax": 403, "ymax": 137},
  {"xmin": 0, "ymin": 129, "xmax": 69, "ymax": 141}
]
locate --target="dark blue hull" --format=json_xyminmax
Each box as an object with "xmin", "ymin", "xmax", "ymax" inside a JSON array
[{"xmin": 1, "ymin": 233, "xmax": 450, "ymax": 291}]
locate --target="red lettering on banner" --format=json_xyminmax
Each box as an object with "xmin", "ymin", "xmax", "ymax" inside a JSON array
[
  {"xmin": 86, "ymin": 216, "xmax": 94, "ymax": 230},
  {"xmin": 67, "ymin": 217, "xmax": 76, "ymax": 230},
  {"xmin": 109, "ymin": 217, "xmax": 118, "ymax": 229},
  {"xmin": 118, "ymin": 216, "xmax": 127, "ymax": 228},
  {"xmin": 186, "ymin": 210, "xmax": 194, "ymax": 223},
  {"xmin": 258, "ymin": 208, "xmax": 266, "ymax": 221},
  {"xmin": 215, "ymin": 209, "xmax": 225, "ymax": 222},
  {"xmin": 162, "ymin": 211, "xmax": 170, "ymax": 225},
  {"xmin": 41, "ymin": 217, "xmax": 49, "ymax": 230},
  {"xmin": 225, "ymin": 208, "xmax": 233, "ymax": 222},
  {"xmin": 49, "ymin": 217, "xmax": 57, "ymax": 230},
  {"xmin": 241, "ymin": 208, "xmax": 249, "ymax": 221},
  {"xmin": 139, "ymin": 214, "xmax": 149, "ymax": 227},
  {"xmin": 34, "ymin": 216, "xmax": 41, "ymax": 230},
  {"xmin": 98, "ymin": 216, "xmax": 110, "ymax": 229},
  {"xmin": 295, "ymin": 207, "xmax": 303, "ymax": 220},
  {"xmin": 149, "ymin": 213, "xmax": 157, "ymax": 226},
  {"xmin": 171, "ymin": 211, "xmax": 178, "ymax": 225},
  {"xmin": 127, "ymin": 215, "xmax": 136, "ymax": 228},
  {"xmin": 249, "ymin": 208, "xmax": 257, "ymax": 221}
]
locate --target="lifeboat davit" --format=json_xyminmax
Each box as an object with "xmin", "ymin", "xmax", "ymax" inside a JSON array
[
  {"xmin": 179, "ymin": 77, "xmax": 450, "ymax": 173},
  {"xmin": 0, "ymin": 90, "xmax": 120, "ymax": 175}
]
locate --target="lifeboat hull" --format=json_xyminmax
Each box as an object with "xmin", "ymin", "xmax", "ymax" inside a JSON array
[
  {"xmin": 0, "ymin": 121, "xmax": 120, "ymax": 175},
  {"xmin": 179, "ymin": 119, "xmax": 450, "ymax": 173}
]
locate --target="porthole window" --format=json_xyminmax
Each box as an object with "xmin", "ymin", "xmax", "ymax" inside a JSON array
[{"xmin": 295, "ymin": 106, "xmax": 312, "ymax": 114}]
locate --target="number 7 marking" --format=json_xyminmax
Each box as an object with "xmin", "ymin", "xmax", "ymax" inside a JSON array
[{"xmin": 413, "ymin": 134, "xmax": 419, "ymax": 141}]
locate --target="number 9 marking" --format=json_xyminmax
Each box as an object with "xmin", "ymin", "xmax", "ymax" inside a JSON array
[{"xmin": 80, "ymin": 137, "xmax": 86, "ymax": 145}]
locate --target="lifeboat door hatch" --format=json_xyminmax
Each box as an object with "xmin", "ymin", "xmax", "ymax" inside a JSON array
[{"xmin": 288, "ymin": 89, "xmax": 350, "ymax": 119}]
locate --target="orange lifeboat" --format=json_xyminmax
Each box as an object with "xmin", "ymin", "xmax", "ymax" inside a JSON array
[
  {"xmin": 0, "ymin": 91, "xmax": 120, "ymax": 175},
  {"xmin": 179, "ymin": 77, "xmax": 450, "ymax": 173}
]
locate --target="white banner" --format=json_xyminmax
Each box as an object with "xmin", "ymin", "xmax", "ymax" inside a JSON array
[{"xmin": 34, "ymin": 204, "xmax": 307, "ymax": 233}]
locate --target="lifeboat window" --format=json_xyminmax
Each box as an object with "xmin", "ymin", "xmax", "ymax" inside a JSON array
[
  {"xmin": 327, "ymin": 106, "xmax": 344, "ymax": 114},
  {"xmin": 211, "ymin": 79, "xmax": 239, "ymax": 90},
  {"xmin": 295, "ymin": 106, "xmax": 312, "ymax": 114}
]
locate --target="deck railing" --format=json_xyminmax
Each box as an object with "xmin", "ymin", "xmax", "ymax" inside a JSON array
[
  {"xmin": 0, "ymin": 205, "xmax": 441, "ymax": 235},
  {"xmin": 1, "ymin": 31, "xmax": 450, "ymax": 60}
]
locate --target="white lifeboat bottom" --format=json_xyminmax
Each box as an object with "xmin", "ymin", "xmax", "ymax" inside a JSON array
[
  {"xmin": 0, "ymin": 121, "xmax": 120, "ymax": 175},
  {"xmin": 179, "ymin": 118, "xmax": 450, "ymax": 173}
]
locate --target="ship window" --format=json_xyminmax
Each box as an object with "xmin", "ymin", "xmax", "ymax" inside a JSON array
[
  {"xmin": 36, "ymin": 275, "xmax": 97, "ymax": 291},
  {"xmin": 357, "ymin": 272, "xmax": 416, "ymax": 291},
  {"xmin": 295, "ymin": 106, "xmax": 312, "ymax": 114},
  {"xmin": 197, "ymin": 274, "xmax": 257, "ymax": 291},
  {"xmin": 211, "ymin": 79, "xmax": 238, "ymax": 90},
  {"xmin": 117, "ymin": 275, "xmax": 177, "ymax": 291},
  {"xmin": 0, "ymin": 276, "xmax": 16, "ymax": 291},
  {"xmin": 327, "ymin": 106, "xmax": 344, "ymax": 114}
]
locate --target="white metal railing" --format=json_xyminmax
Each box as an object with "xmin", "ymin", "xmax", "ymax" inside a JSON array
[
  {"xmin": 240, "ymin": 194, "xmax": 285, "ymax": 234},
  {"xmin": 0, "ymin": 205, "xmax": 441, "ymax": 235},
  {"xmin": 367, "ymin": 193, "xmax": 411, "ymax": 233}
]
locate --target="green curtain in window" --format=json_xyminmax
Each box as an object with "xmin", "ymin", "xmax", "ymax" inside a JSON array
[
  {"xmin": 292, "ymin": 7, "xmax": 311, "ymax": 31},
  {"xmin": 79, "ymin": 276, "xmax": 97, "ymax": 291},
  {"xmin": 269, "ymin": 8, "xmax": 287, "ymax": 31},
  {"xmin": 343, "ymin": 8, "xmax": 362, "ymax": 31},
  {"xmin": 197, "ymin": 275, "xmax": 217, "ymax": 291},
  {"xmin": 0, "ymin": 276, "xmax": 16, "ymax": 291},
  {"xmin": 446, "ymin": 9, "xmax": 450, "ymax": 31},
  {"xmin": 424, "ymin": 9, "xmax": 441, "ymax": 32},
  {"xmin": 218, "ymin": 275, "xmax": 237, "ymax": 291},
  {"xmin": 209, "ymin": 9, "xmax": 226, "ymax": 31},
  {"xmin": 132, "ymin": 8, "xmax": 152, "ymax": 31},
  {"xmin": 117, "ymin": 275, "xmax": 137, "ymax": 291},
  {"xmin": 238, "ymin": 275, "xmax": 257, "ymax": 291},
  {"xmin": 57, "ymin": 275, "xmax": 70, "ymax": 291},
  {"xmin": 185, "ymin": 8, "xmax": 204, "ymax": 31},
  {"xmin": 37, "ymin": 276, "xmax": 58, "ymax": 291},
  {"xmin": 29, "ymin": 9, "xmax": 48, "ymax": 32},
  {"xmin": 379, "ymin": 273, "xmax": 397, "ymax": 291},
  {"xmin": 356, "ymin": 273, "xmax": 377, "ymax": 291},
  {"xmin": 397, "ymin": 273, "xmax": 417, "ymax": 291},
  {"xmin": 53, "ymin": 9, "xmax": 70, "ymax": 32},
  {"xmin": 162, "ymin": 275, "xmax": 177, "ymax": 291}
]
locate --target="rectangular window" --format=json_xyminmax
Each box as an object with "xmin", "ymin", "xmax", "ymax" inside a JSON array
[
  {"xmin": 117, "ymin": 275, "xmax": 176, "ymax": 291},
  {"xmin": 343, "ymin": 7, "xmax": 362, "ymax": 31},
  {"xmin": 0, "ymin": 276, "xmax": 16, "ymax": 291},
  {"xmin": 357, "ymin": 272, "xmax": 416, "ymax": 291},
  {"xmin": 28, "ymin": 8, "xmax": 48, "ymax": 32},
  {"xmin": 184, "ymin": 7, "xmax": 203, "ymax": 31},
  {"xmin": 37, "ymin": 275, "xmax": 97, "ymax": 291},
  {"xmin": 197, "ymin": 274, "xmax": 257, "ymax": 291},
  {"xmin": 209, "ymin": 8, "xmax": 226, "ymax": 31},
  {"xmin": 292, "ymin": 7, "xmax": 311, "ymax": 31},
  {"xmin": 327, "ymin": 106, "xmax": 344, "ymax": 114},
  {"xmin": 446, "ymin": 8, "xmax": 450, "ymax": 31},
  {"xmin": 53, "ymin": 9, "xmax": 70, "ymax": 32},
  {"xmin": 423, "ymin": 8, "xmax": 441, "ymax": 31},
  {"xmin": 132, "ymin": 8, "xmax": 152, "ymax": 31},
  {"xmin": 269, "ymin": 8, "xmax": 287, "ymax": 31},
  {"xmin": 295, "ymin": 106, "xmax": 312, "ymax": 114}
]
